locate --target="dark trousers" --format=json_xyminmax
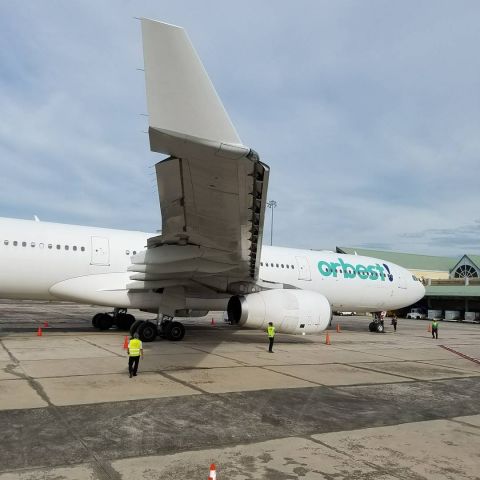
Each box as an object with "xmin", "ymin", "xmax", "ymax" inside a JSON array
[
  {"xmin": 432, "ymin": 328, "xmax": 438, "ymax": 339},
  {"xmin": 128, "ymin": 356, "xmax": 140, "ymax": 375},
  {"xmin": 268, "ymin": 337, "xmax": 274, "ymax": 352},
  {"xmin": 392, "ymin": 322, "xmax": 397, "ymax": 331}
]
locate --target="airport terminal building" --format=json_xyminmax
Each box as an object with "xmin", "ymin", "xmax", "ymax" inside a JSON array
[{"xmin": 337, "ymin": 247, "xmax": 480, "ymax": 319}]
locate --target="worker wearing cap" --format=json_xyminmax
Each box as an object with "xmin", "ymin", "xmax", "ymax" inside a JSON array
[
  {"xmin": 128, "ymin": 332, "xmax": 143, "ymax": 377},
  {"xmin": 267, "ymin": 322, "xmax": 275, "ymax": 353}
]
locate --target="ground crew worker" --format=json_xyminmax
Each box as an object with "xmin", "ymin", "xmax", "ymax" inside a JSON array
[
  {"xmin": 267, "ymin": 322, "xmax": 275, "ymax": 353},
  {"xmin": 431, "ymin": 319, "xmax": 439, "ymax": 339},
  {"xmin": 128, "ymin": 332, "xmax": 143, "ymax": 377},
  {"xmin": 391, "ymin": 313, "xmax": 398, "ymax": 332}
]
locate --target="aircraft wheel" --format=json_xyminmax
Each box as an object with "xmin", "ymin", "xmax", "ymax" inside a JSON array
[
  {"xmin": 376, "ymin": 323, "xmax": 384, "ymax": 333},
  {"xmin": 138, "ymin": 321, "xmax": 157, "ymax": 342},
  {"xmin": 117, "ymin": 313, "xmax": 136, "ymax": 330},
  {"xmin": 167, "ymin": 321, "xmax": 185, "ymax": 341},
  {"xmin": 130, "ymin": 320, "xmax": 145, "ymax": 336},
  {"xmin": 368, "ymin": 321, "xmax": 376, "ymax": 332},
  {"xmin": 92, "ymin": 313, "xmax": 103, "ymax": 328},
  {"xmin": 97, "ymin": 313, "xmax": 113, "ymax": 330}
]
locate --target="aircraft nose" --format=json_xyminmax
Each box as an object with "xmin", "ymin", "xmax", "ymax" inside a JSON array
[{"xmin": 415, "ymin": 281, "xmax": 426, "ymax": 302}]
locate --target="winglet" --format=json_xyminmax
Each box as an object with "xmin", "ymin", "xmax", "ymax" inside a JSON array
[{"xmin": 141, "ymin": 18, "xmax": 243, "ymax": 156}]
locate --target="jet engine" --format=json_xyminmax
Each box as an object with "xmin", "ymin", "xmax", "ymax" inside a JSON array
[{"xmin": 227, "ymin": 289, "xmax": 331, "ymax": 334}]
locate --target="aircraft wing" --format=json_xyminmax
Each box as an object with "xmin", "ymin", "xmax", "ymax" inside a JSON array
[{"xmin": 128, "ymin": 19, "xmax": 269, "ymax": 295}]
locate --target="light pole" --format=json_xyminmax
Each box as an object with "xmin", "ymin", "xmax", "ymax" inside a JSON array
[{"xmin": 267, "ymin": 200, "xmax": 277, "ymax": 246}]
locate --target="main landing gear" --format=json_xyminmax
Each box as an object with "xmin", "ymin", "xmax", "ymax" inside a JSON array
[
  {"xmin": 129, "ymin": 317, "xmax": 186, "ymax": 343},
  {"xmin": 91, "ymin": 308, "xmax": 136, "ymax": 331}
]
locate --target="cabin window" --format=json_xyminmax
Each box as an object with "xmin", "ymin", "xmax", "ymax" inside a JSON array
[
  {"xmin": 281, "ymin": 264, "xmax": 284, "ymax": 268},
  {"xmin": 13, "ymin": 241, "xmax": 18, "ymax": 246},
  {"xmin": 31, "ymin": 242, "xmax": 35, "ymax": 247},
  {"xmin": 276, "ymin": 263, "xmax": 279, "ymax": 268},
  {"xmin": 56, "ymin": 245, "xmax": 61, "ymax": 250},
  {"xmin": 39, "ymin": 243, "xmax": 44, "ymax": 249},
  {"xmin": 48, "ymin": 244, "xmax": 52, "ymax": 249},
  {"xmin": 22, "ymin": 241, "xmax": 27, "ymax": 247},
  {"xmin": 126, "ymin": 250, "xmax": 130, "ymax": 255},
  {"xmin": 73, "ymin": 246, "xmax": 77, "ymax": 251},
  {"xmin": 133, "ymin": 250, "xmax": 137, "ymax": 255},
  {"xmin": 291, "ymin": 265, "xmax": 295, "ymax": 269},
  {"xmin": 286, "ymin": 264, "xmax": 289, "ymax": 269},
  {"xmin": 81, "ymin": 246, "xmax": 85, "ymax": 252},
  {"xmin": 3, "ymin": 240, "xmax": 8, "ymax": 246},
  {"xmin": 65, "ymin": 245, "xmax": 69, "ymax": 250}
]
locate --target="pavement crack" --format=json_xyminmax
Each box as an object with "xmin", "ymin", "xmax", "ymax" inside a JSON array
[
  {"xmin": 157, "ymin": 370, "xmax": 209, "ymax": 394},
  {"xmin": 78, "ymin": 337, "xmax": 124, "ymax": 357}
]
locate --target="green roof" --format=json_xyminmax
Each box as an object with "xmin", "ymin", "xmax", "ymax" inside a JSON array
[
  {"xmin": 336, "ymin": 247, "xmax": 457, "ymax": 271},
  {"xmin": 466, "ymin": 255, "xmax": 480, "ymax": 267},
  {"xmin": 425, "ymin": 285, "xmax": 480, "ymax": 297}
]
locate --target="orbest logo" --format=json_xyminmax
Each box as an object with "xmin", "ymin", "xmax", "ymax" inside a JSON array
[{"xmin": 318, "ymin": 258, "xmax": 394, "ymax": 282}]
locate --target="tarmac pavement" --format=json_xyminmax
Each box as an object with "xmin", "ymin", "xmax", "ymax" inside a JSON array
[{"xmin": 0, "ymin": 300, "xmax": 479, "ymax": 479}]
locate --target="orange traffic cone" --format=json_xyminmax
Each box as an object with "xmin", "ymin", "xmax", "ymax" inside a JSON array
[
  {"xmin": 123, "ymin": 336, "xmax": 129, "ymax": 349},
  {"xmin": 208, "ymin": 463, "xmax": 217, "ymax": 480},
  {"xmin": 211, "ymin": 318, "xmax": 215, "ymax": 326},
  {"xmin": 37, "ymin": 327, "xmax": 43, "ymax": 336},
  {"xmin": 325, "ymin": 332, "xmax": 331, "ymax": 345},
  {"xmin": 44, "ymin": 321, "xmax": 49, "ymax": 328},
  {"xmin": 427, "ymin": 324, "xmax": 431, "ymax": 333},
  {"xmin": 336, "ymin": 324, "xmax": 341, "ymax": 333}
]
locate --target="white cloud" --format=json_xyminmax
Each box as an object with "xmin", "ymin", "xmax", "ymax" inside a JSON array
[{"xmin": 1, "ymin": 0, "xmax": 480, "ymax": 256}]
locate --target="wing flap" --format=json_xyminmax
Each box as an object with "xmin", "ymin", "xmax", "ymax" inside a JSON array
[{"xmin": 139, "ymin": 18, "xmax": 270, "ymax": 294}]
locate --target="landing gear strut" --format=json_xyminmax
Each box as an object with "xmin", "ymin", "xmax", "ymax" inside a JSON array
[{"xmin": 91, "ymin": 309, "xmax": 136, "ymax": 331}]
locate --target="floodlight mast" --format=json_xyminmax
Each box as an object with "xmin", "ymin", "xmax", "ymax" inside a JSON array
[{"xmin": 267, "ymin": 200, "xmax": 277, "ymax": 246}]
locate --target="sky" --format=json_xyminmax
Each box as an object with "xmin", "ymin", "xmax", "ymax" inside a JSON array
[{"xmin": 1, "ymin": 0, "xmax": 480, "ymax": 257}]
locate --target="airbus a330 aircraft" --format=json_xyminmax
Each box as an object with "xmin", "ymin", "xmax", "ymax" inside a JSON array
[{"xmin": 0, "ymin": 19, "xmax": 424, "ymax": 341}]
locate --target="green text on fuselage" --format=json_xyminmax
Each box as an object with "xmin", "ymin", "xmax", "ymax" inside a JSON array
[{"xmin": 318, "ymin": 258, "xmax": 386, "ymax": 281}]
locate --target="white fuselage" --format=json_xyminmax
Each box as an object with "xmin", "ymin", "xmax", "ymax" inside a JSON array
[{"xmin": 0, "ymin": 217, "xmax": 424, "ymax": 311}]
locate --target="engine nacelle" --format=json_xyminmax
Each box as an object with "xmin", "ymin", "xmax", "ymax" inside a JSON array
[{"xmin": 227, "ymin": 289, "xmax": 331, "ymax": 334}]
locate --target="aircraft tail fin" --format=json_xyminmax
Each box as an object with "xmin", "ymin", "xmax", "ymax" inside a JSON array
[{"xmin": 141, "ymin": 18, "xmax": 242, "ymax": 155}]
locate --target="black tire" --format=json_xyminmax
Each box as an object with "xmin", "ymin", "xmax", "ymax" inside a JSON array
[
  {"xmin": 130, "ymin": 320, "xmax": 145, "ymax": 337},
  {"xmin": 97, "ymin": 313, "xmax": 113, "ymax": 331},
  {"xmin": 124, "ymin": 314, "xmax": 135, "ymax": 330},
  {"xmin": 167, "ymin": 321, "xmax": 185, "ymax": 341},
  {"xmin": 116, "ymin": 313, "xmax": 136, "ymax": 330},
  {"xmin": 92, "ymin": 313, "xmax": 103, "ymax": 328},
  {"xmin": 138, "ymin": 321, "xmax": 157, "ymax": 342},
  {"xmin": 368, "ymin": 321, "xmax": 376, "ymax": 332},
  {"xmin": 376, "ymin": 323, "xmax": 384, "ymax": 333}
]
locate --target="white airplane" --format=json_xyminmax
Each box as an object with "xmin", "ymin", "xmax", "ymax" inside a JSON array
[{"xmin": 0, "ymin": 19, "xmax": 424, "ymax": 341}]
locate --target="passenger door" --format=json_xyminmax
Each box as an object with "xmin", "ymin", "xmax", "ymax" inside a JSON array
[
  {"xmin": 90, "ymin": 236, "xmax": 110, "ymax": 266},
  {"xmin": 295, "ymin": 256, "xmax": 311, "ymax": 281}
]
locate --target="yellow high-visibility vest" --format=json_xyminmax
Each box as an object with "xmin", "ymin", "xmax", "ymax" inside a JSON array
[
  {"xmin": 267, "ymin": 326, "xmax": 275, "ymax": 338},
  {"xmin": 128, "ymin": 338, "xmax": 142, "ymax": 356}
]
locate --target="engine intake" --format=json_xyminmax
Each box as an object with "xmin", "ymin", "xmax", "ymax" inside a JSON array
[{"xmin": 227, "ymin": 289, "xmax": 331, "ymax": 334}]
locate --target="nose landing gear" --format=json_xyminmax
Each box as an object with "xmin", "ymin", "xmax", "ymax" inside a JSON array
[{"xmin": 368, "ymin": 320, "xmax": 385, "ymax": 333}]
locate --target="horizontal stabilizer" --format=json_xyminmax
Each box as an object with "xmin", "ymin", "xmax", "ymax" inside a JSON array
[{"xmin": 141, "ymin": 18, "xmax": 242, "ymax": 152}]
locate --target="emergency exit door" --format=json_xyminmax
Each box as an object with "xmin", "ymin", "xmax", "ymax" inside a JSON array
[
  {"xmin": 295, "ymin": 256, "xmax": 311, "ymax": 281},
  {"xmin": 90, "ymin": 236, "xmax": 110, "ymax": 266}
]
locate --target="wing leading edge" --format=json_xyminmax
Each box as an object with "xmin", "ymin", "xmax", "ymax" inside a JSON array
[{"xmin": 129, "ymin": 19, "xmax": 269, "ymax": 295}]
